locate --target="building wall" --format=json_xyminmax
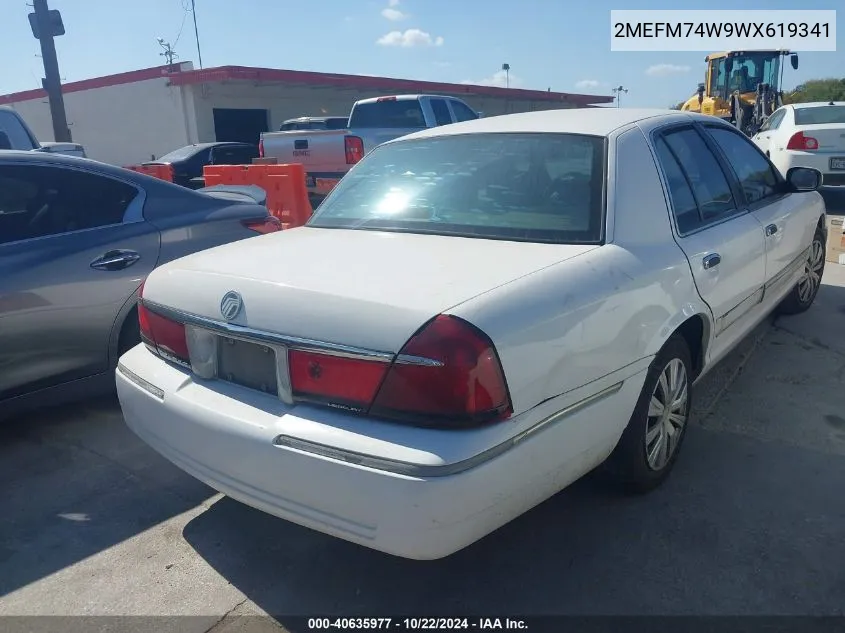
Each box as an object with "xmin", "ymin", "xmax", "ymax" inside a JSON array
[
  {"xmin": 190, "ymin": 82, "xmax": 577, "ymax": 141},
  {"xmin": 4, "ymin": 76, "xmax": 193, "ymax": 166}
]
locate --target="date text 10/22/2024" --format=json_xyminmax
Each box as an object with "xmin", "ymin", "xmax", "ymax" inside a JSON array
[{"xmin": 306, "ymin": 618, "xmax": 529, "ymax": 631}]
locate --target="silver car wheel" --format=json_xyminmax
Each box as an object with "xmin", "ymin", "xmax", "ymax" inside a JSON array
[
  {"xmin": 645, "ymin": 358, "xmax": 688, "ymax": 471},
  {"xmin": 797, "ymin": 239, "xmax": 824, "ymax": 304}
]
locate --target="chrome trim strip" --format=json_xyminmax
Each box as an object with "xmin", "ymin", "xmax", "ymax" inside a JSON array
[
  {"xmin": 142, "ymin": 300, "xmax": 396, "ymax": 362},
  {"xmin": 716, "ymin": 287, "xmax": 764, "ymax": 336},
  {"xmin": 271, "ymin": 381, "xmax": 624, "ymax": 478},
  {"xmin": 117, "ymin": 363, "xmax": 164, "ymax": 400},
  {"xmin": 395, "ymin": 354, "xmax": 444, "ymax": 367},
  {"xmin": 763, "ymin": 246, "xmax": 810, "ymax": 298}
]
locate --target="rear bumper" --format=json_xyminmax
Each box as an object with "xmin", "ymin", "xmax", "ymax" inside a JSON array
[
  {"xmin": 770, "ymin": 150, "xmax": 845, "ymax": 185},
  {"xmin": 116, "ymin": 344, "xmax": 641, "ymax": 560}
]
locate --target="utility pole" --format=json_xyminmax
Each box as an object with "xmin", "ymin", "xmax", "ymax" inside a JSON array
[
  {"xmin": 29, "ymin": 0, "xmax": 71, "ymax": 142},
  {"xmin": 191, "ymin": 0, "xmax": 203, "ymax": 69}
]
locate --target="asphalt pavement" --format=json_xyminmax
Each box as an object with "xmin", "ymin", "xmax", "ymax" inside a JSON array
[{"xmin": 1, "ymin": 194, "xmax": 844, "ymax": 630}]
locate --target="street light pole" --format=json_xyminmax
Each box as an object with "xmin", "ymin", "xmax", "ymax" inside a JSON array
[
  {"xmin": 612, "ymin": 85, "xmax": 628, "ymax": 108},
  {"xmin": 191, "ymin": 0, "xmax": 203, "ymax": 69},
  {"xmin": 502, "ymin": 63, "xmax": 510, "ymax": 89},
  {"xmin": 30, "ymin": 0, "xmax": 71, "ymax": 142}
]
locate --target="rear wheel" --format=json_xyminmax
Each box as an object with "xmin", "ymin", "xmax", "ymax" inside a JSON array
[
  {"xmin": 604, "ymin": 335, "xmax": 693, "ymax": 494},
  {"xmin": 777, "ymin": 227, "xmax": 826, "ymax": 316}
]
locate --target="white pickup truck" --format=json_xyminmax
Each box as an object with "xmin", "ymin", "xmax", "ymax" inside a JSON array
[{"xmin": 258, "ymin": 94, "xmax": 480, "ymax": 204}]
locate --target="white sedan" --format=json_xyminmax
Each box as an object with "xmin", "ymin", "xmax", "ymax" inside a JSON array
[
  {"xmin": 116, "ymin": 108, "xmax": 828, "ymax": 560},
  {"xmin": 752, "ymin": 101, "xmax": 845, "ymax": 186}
]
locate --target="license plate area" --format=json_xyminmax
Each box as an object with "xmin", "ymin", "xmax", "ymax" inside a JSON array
[
  {"xmin": 830, "ymin": 157, "xmax": 845, "ymax": 170},
  {"xmin": 217, "ymin": 336, "xmax": 280, "ymax": 397}
]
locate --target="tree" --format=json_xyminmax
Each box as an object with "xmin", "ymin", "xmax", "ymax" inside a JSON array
[
  {"xmin": 783, "ymin": 78, "xmax": 845, "ymax": 104},
  {"xmin": 669, "ymin": 101, "xmax": 685, "ymax": 110}
]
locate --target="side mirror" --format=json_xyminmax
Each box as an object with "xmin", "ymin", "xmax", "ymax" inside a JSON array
[
  {"xmin": 790, "ymin": 54, "xmax": 798, "ymax": 70},
  {"xmin": 786, "ymin": 166, "xmax": 821, "ymax": 191}
]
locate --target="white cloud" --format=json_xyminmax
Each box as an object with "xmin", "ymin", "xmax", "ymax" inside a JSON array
[
  {"xmin": 461, "ymin": 69, "xmax": 522, "ymax": 88},
  {"xmin": 388, "ymin": 0, "xmax": 400, "ymax": 5},
  {"xmin": 381, "ymin": 7, "xmax": 409, "ymax": 20},
  {"xmin": 646, "ymin": 63, "xmax": 691, "ymax": 77},
  {"xmin": 377, "ymin": 29, "xmax": 444, "ymax": 47},
  {"xmin": 575, "ymin": 79, "xmax": 601, "ymax": 90}
]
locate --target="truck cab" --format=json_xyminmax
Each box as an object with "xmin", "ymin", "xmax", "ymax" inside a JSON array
[{"xmin": 0, "ymin": 107, "xmax": 40, "ymax": 151}]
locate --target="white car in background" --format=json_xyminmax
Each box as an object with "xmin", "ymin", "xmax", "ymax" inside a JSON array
[
  {"xmin": 116, "ymin": 108, "xmax": 827, "ymax": 560},
  {"xmin": 752, "ymin": 101, "xmax": 845, "ymax": 186}
]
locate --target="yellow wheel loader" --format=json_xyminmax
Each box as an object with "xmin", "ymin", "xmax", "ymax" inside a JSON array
[{"xmin": 681, "ymin": 49, "xmax": 799, "ymax": 137}]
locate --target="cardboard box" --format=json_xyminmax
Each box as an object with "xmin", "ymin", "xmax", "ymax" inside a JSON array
[{"xmin": 826, "ymin": 216, "xmax": 844, "ymax": 264}]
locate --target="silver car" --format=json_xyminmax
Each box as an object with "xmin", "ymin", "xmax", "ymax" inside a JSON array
[{"xmin": 0, "ymin": 151, "xmax": 281, "ymax": 420}]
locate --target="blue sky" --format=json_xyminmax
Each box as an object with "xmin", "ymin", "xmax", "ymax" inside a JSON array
[{"xmin": 0, "ymin": 0, "xmax": 842, "ymax": 108}]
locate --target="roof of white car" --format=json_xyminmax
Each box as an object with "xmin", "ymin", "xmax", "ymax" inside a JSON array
[{"xmin": 397, "ymin": 108, "xmax": 717, "ymax": 142}]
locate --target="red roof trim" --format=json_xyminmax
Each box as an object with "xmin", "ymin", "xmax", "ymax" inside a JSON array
[
  {"xmin": 0, "ymin": 63, "xmax": 613, "ymax": 106},
  {"xmin": 167, "ymin": 66, "xmax": 613, "ymax": 105}
]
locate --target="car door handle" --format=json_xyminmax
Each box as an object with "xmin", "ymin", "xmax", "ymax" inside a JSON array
[
  {"xmin": 90, "ymin": 249, "xmax": 141, "ymax": 271},
  {"xmin": 702, "ymin": 253, "xmax": 721, "ymax": 270},
  {"xmin": 765, "ymin": 223, "xmax": 778, "ymax": 236}
]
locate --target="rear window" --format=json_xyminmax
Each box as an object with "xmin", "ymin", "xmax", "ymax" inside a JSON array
[
  {"xmin": 156, "ymin": 145, "xmax": 205, "ymax": 162},
  {"xmin": 793, "ymin": 105, "xmax": 845, "ymax": 126},
  {"xmin": 349, "ymin": 100, "xmax": 426, "ymax": 129},
  {"xmin": 0, "ymin": 110, "xmax": 38, "ymax": 151},
  {"xmin": 308, "ymin": 133, "xmax": 606, "ymax": 244}
]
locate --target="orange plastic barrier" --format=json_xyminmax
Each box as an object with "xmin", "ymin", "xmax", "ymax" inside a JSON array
[
  {"xmin": 202, "ymin": 164, "xmax": 313, "ymax": 228},
  {"xmin": 124, "ymin": 164, "xmax": 173, "ymax": 182}
]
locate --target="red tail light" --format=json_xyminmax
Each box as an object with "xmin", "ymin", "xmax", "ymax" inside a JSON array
[
  {"xmin": 242, "ymin": 216, "xmax": 282, "ymax": 234},
  {"xmin": 370, "ymin": 315, "xmax": 512, "ymax": 427},
  {"xmin": 258, "ymin": 138, "xmax": 264, "ymax": 157},
  {"xmin": 786, "ymin": 131, "xmax": 819, "ymax": 150},
  {"xmin": 289, "ymin": 350, "xmax": 389, "ymax": 409},
  {"xmin": 345, "ymin": 135, "xmax": 365, "ymax": 165},
  {"xmin": 137, "ymin": 284, "xmax": 189, "ymax": 366}
]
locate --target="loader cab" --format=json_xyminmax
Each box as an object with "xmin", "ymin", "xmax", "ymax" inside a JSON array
[{"xmin": 683, "ymin": 50, "xmax": 798, "ymax": 121}]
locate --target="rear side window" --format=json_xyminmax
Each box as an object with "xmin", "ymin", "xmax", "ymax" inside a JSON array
[
  {"xmin": 349, "ymin": 100, "xmax": 426, "ymax": 128},
  {"xmin": 653, "ymin": 137, "xmax": 701, "ymax": 234},
  {"xmin": 326, "ymin": 118, "xmax": 349, "ymax": 130},
  {"xmin": 660, "ymin": 127, "xmax": 736, "ymax": 227},
  {"xmin": 0, "ymin": 165, "xmax": 137, "ymax": 244},
  {"xmin": 794, "ymin": 105, "xmax": 845, "ymax": 125},
  {"xmin": 0, "ymin": 110, "xmax": 38, "ymax": 151},
  {"xmin": 310, "ymin": 132, "xmax": 606, "ymax": 244},
  {"xmin": 430, "ymin": 99, "xmax": 453, "ymax": 126},
  {"xmin": 450, "ymin": 100, "xmax": 479, "ymax": 122}
]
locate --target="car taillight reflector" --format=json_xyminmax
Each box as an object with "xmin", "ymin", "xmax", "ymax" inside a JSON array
[
  {"xmin": 242, "ymin": 216, "xmax": 282, "ymax": 233},
  {"xmin": 258, "ymin": 138, "xmax": 264, "ymax": 157},
  {"xmin": 786, "ymin": 131, "xmax": 819, "ymax": 150},
  {"xmin": 345, "ymin": 135, "xmax": 364, "ymax": 165},
  {"xmin": 288, "ymin": 350, "xmax": 389, "ymax": 409},
  {"xmin": 370, "ymin": 315, "xmax": 512, "ymax": 427},
  {"xmin": 138, "ymin": 290, "xmax": 189, "ymax": 365}
]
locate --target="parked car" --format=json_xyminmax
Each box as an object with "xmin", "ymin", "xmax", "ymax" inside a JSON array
[
  {"xmin": 116, "ymin": 109, "xmax": 827, "ymax": 560},
  {"xmin": 259, "ymin": 94, "xmax": 480, "ymax": 205},
  {"xmin": 34, "ymin": 141, "xmax": 88, "ymax": 158},
  {"xmin": 142, "ymin": 142, "xmax": 260, "ymax": 189},
  {"xmin": 752, "ymin": 101, "xmax": 845, "ymax": 186},
  {"xmin": 0, "ymin": 106, "xmax": 40, "ymax": 151},
  {"xmin": 0, "ymin": 151, "xmax": 281, "ymax": 421},
  {"xmin": 278, "ymin": 116, "xmax": 349, "ymax": 131}
]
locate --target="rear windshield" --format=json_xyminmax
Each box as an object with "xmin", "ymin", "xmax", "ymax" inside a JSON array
[
  {"xmin": 308, "ymin": 133, "xmax": 606, "ymax": 244},
  {"xmin": 794, "ymin": 105, "xmax": 845, "ymax": 126},
  {"xmin": 156, "ymin": 145, "xmax": 205, "ymax": 162},
  {"xmin": 349, "ymin": 100, "xmax": 426, "ymax": 129}
]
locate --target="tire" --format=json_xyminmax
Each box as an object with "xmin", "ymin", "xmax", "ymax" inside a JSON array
[
  {"xmin": 776, "ymin": 227, "xmax": 826, "ymax": 316},
  {"xmin": 603, "ymin": 334, "xmax": 693, "ymax": 494}
]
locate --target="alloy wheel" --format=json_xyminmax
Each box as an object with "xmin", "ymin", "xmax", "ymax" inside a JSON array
[
  {"xmin": 645, "ymin": 358, "xmax": 689, "ymax": 471},
  {"xmin": 797, "ymin": 239, "xmax": 824, "ymax": 304}
]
